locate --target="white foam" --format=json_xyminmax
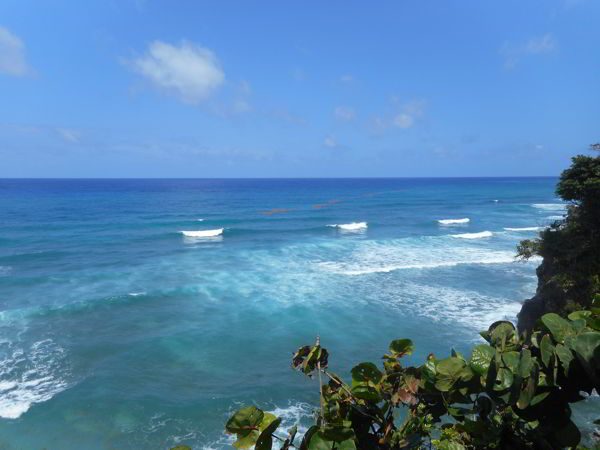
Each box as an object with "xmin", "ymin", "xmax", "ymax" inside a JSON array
[
  {"xmin": 328, "ymin": 222, "xmax": 368, "ymax": 231},
  {"xmin": 180, "ymin": 228, "xmax": 224, "ymax": 238},
  {"xmin": 438, "ymin": 218, "xmax": 470, "ymax": 225},
  {"xmin": 0, "ymin": 266, "xmax": 11, "ymax": 277},
  {"xmin": 547, "ymin": 215, "xmax": 565, "ymax": 220},
  {"xmin": 0, "ymin": 339, "xmax": 70, "ymax": 419},
  {"xmin": 451, "ymin": 231, "xmax": 493, "ymax": 239},
  {"xmin": 392, "ymin": 283, "xmax": 524, "ymax": 332},
  {"xmin": 315, "ymin": 236, "xmax": 530, "ymax": 276},
  {"xmin": 503, "ymin": 227, "xmax": 541, "ymax": 232},
  {"xmin": 128, "ymin": 292, "xmax": 146, "ymax": 297},
  {"xmin": 532, "ymin": 203, "xmax": 567, "ymax": 211},
  {"xmin": 197, "ymin": 219, "xmax": 205, "ymax": 222}
]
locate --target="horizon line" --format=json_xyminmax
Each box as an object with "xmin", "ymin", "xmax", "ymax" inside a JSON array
[{"xmin": 0, "ymin": 175, "xmax": 560, "ymax": 180}]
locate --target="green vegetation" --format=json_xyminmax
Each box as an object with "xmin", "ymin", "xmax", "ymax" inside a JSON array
[
  {"xmin": 518, "ymin": 146, "xmax": 600, "ymax": 331},
  {"xmin": 213, "ymin": 301, "xmax": 600, "ymax": 450}
]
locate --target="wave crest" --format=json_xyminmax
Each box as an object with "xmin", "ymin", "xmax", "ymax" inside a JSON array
[
  {"xmin": 451, "ymin": 231, "xmax": 493, "ymax": 239},
  {"xmin": 181, "ymin": 228, "xmax": 224, "ymax": 238},
  {"xmin": 328, "ymin": 222, "xmax": 368, "ymax": 231},
  {"xmin": 438, "ymin": 218, "xmax": 470, "ymax": 225}
]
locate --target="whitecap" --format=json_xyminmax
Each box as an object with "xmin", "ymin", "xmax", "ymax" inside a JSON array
[
  {"xmin": 0, "ymin": 339, "xmax": 70, "ymax": 419},
  {"xmin": 180, "ymin": 228, "xmax": 224, "ymax": 238},
  {"xmin": 503, "ymin": 227, "xmax": 541, "ymax": 232},
  {"xmin": 128, "ymin": 292, "xmax": 146, "ymax": 297},
  {"xmin": 197, "ymin": 219, "xmax": 205, "ymax": 222},
  {"xmin": 438, "ymin": 218, "xmax": 470, "ymax": 225},
  {"xmin": 532, "ymin": 203, "xmax": 567, "ymax": 211},
  {"xmin": 451, "ymin": 231, "xmax": 493, "ymax": 239},
  {"xmin": 328, "ymin": 222, "xmax": 368, "ymax": 231},
  {"xmin": 546, "ymin": 215, "xmax": 565, "ymax": 221},
  {"xmin": 0, "ymin": 266, "xmax": 12, "ymax": 277}
]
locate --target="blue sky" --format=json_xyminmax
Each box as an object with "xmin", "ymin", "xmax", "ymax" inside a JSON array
[{"xmin": 0, "ymin": 0, "xmax": 598, "ymax": 177}]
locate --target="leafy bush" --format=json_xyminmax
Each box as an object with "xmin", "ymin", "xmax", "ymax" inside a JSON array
[
  {"xmin": 212, "ymin": 297, "xmax": 600, "ymax": 450},
  {"xmin": 518, "ymin": 147, "xmax": 600, "ymax": 330}
]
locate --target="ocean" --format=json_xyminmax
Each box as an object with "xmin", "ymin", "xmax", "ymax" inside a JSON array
[{"xmin": 0, "ymin": 177, "xmax": 588, "ymax": 448}]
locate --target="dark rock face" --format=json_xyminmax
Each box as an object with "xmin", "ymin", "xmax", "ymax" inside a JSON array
[{"xmin": 518, "ymin": 277, "xmax": 566, "ymax": 333}]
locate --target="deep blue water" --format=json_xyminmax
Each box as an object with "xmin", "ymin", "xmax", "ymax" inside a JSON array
[{"xmin": 0, "ymin": 177, "xmax": 591, "ymax": 449}]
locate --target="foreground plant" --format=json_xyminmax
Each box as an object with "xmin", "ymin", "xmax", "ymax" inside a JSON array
[{"xmin": 215, "ymin": 298, "xmax": 600, "ymax": 450}]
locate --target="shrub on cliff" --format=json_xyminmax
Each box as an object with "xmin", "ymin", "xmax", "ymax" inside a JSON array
[{"xmin": 518, "ymin": 146, "xmax": 600, "ymax": 331}]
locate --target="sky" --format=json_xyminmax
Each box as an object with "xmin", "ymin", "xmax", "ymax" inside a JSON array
[{"xmin": 0, "ymin": 0, "xmax": 598, "ymax": 178}]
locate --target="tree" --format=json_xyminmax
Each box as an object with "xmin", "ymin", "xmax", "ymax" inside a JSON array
[{"xmin": 518, "ymin": 148, "xmax": 600, "ymax": 331}]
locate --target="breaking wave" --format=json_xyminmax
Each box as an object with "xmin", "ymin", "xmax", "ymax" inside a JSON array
[
  {"xmin": 438, "ymin": 218, "xmax": 470, "ymax": 225},
  {"xmin": 451, "ymin": 231, "xmax": 493, "ymax": 239},
  {"xmin": 532, "ymin": 203, "xmax": 567, "ymax": 211},
  {"xmin": 181, "ymin": 228, "xmax": 224, "ymax": 238},
  {"xmin": 327, "ymin": 222, "xmax": 368, "ymax": 231}
]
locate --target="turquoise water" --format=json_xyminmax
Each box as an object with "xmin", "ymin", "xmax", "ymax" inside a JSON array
[{"xmin": 0, "ymin": 178, "xmax": 575, "ymax": 448}]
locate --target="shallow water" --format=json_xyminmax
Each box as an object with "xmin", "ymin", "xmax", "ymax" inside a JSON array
[{"xmin": 0, "ymin": 177, "xmax": 585, "ymax": 448}]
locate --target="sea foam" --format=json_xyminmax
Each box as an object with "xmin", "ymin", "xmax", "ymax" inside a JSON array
[
  {"xmin": 180, "ymin": 228, "xmax": 224, "ymax": 238},
  {"xmin": 451, "ymin": 231, "xmax": 493, "ymax": 239},
  {"xmin": 316, "ymin": 235, "xmax": 527, "ymax": 276},
  {"xmin": 328, "ymin": 222, "xmax": 368, "ymax": 231},
  {"xmin": 0, "ymin": 339, "xmax": 70, "ymax": 419},
  {"xmin": 437, "ymin": 218, "xmax": 470, "ymax": 225},
  {"xmin": 503, "ymin": 227, "xmax": 541, "ymax": 232},
  {"xmin": 532, "ymin": 203, "xmax": 567, "ymax": 211}
]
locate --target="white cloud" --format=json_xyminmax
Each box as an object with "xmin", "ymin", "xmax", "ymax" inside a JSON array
[
  {"xmin": 334, "ymin": 106, "xmax": 356, "ymax": 121},
  {"xmin": 324, "ymin": 135, "xmax": 338, "ymax": 148},
  {"xmin": 340, "ymin": 74, "xmax": 354, "ymax": 83},
  {"xmin": 56, "ymin": 128, "xmax": 81, "ymax": 143},
  {"xmin": 131, "ymin": 40, "xmax": 224, "ymax": 104},
  {"xmin": 501, "ymin": 34, "xmax": 557, "ymax": 69},
  {"xmin": 0, "ymin": 26, "xmax": 30, "ymax": 77},
  {"xmin": 392, "ymin": 113, "xmax": 414, "ymax": 129}
]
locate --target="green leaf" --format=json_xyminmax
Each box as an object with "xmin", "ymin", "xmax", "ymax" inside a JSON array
[
  {"xmin": 389, "ymin": 338, "xmax": 414, "ymax": 357},
  {"xmin": 493, "ymin": 367, "xmax": 514, "ymax": 391},
  {"xmin": 351, "ymin": 362, "xmax": 383, "ymax": 384},
  {"xmin": 555, "ymin": 343, "xmax": 574, "ymax": 376},
  {"xmin": 226, "ymin": 406, "xmax": 264, "ymax": 435},
  {"xmin": 568, "ymin": 310, "xmax": 591, "ymax": 321},
  {"xmin": 540, "ymin": 334, "xmax": 554, "ymax": 367},
  {"xmin": 435, "ymin": 357, "xmax": 466, "ymax": 391},
  {"xmin": 486, "ymin": 321, "xmax": 516, "ymax": 347},
  {"xmin": 306, "ymin": 430, "xmax": 356, "ymax": 450},
  {"xmin": 255, "ymin": 416, "xmax": 282, "ymax": 450},
  {"xmin": 571, "ymin": 332, "xmax": 600, "ymax": 366},
  {"xmin": 350, "ymin": 383, "xmax": 381, "ymax": 401},
  {"xmin": 518, "ymin": 349, "xmax": 533, "ymax": 378},
  {"xmin": 501, "ymin": 351, "xmax": 520, "ymax": 374},
  {"xmin": 234, "ymin": 431, "xmax": 260, "ymax": 448},
  {"xmin": 469, "ymin": 345, "xmax": 495, "ymax": 376},
  {"xmin": 541, "ymin": 313, "xmax": 574, "ymax": 343}
]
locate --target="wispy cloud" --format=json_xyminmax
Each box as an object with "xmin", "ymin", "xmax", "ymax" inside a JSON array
[
  {"xmin": 0, "ymin": 26, "xmax": 31, "ymax": 77},
  {"xmin": 334, "ymin": 106, "xmax": 356, "ymax": 121},
  {"xmin": 56, "ymin": 128, "xmax": 81, "ymax": 143},
  {"xmin": 323, "ymin": 135, "xmax": 339, "ymax": 148},
  {"xmin": 371, "ymin": 99, "xmax": 427, "ymax": 132},
  {"xmin": 339, "ymin": 74, "xmax": 354, "ymax": 84},
  {"xmin": 129, "ymin": 40, "xmax": 224, "ymax": 104},
  {"xmin": 501, "ymin": 34, "xmax": 557, "ymax": 69}
]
